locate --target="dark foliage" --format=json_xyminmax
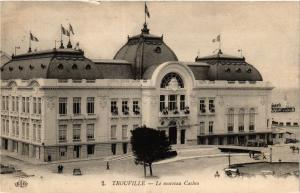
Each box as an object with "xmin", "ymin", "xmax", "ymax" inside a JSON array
[{"xmin": 130, "ymin": 126, "xmax": 172, "ymax": 176}]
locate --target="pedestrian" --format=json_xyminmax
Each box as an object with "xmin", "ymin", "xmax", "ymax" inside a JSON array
[
  {"xmin": 262, "ymin": 153, "xmax": 266, "ymax": 159},
  {"xmin": 249, "ymin": 151, "xmax": 252, "ymax": 158},
  {"xmin": 61, "ymin": 165, "xmax": 64, "ymax": 173},
  {"xmin": 214, "ymin": 171, "xmax": 220, "ymax": 178},
  {"xmin": 57, "ymin": 165, "xmax": 61, "ymax": 173},
  {"xmin": 106, "ymin": 161, "xmax": 110, "ymax": 170}
]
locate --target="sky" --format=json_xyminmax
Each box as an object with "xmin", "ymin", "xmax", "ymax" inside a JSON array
[{"xmin": 1, "ymin": 1, "xmax": 299, "ymax": 89}]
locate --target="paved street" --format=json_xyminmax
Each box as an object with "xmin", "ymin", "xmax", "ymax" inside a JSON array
[{"xmin": 1, "ymin": 144, "xmax": 299, "ymax": 193}]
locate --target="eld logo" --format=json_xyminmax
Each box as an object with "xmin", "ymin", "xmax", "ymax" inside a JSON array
[{"xmin": 15, "ymin": 179, "xmax": 28, "ymax": 188}]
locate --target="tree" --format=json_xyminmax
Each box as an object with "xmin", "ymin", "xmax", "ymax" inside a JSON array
[{"xmin": 130, "ymin": 126, "xmax": 171, "ymax": 177}]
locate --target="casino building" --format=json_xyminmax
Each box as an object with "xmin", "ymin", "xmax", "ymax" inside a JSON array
[{"xmin": 0, "ymin": 23, "xmax": 273, "ymax": 162}]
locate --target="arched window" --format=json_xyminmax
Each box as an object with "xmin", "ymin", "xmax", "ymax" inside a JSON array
[
  {"xmin": 160, "ymin": 72, "xmax": 184, "ymax": 88},
  {"xmin": 227, "ymin": 108, "xmax": 234, "ymax": 132},
  {"xmin": 72, "ymin": 64, "xmax": 78, "ymax": 70},
  {"xmin": 85, "ymin": 64, "xmax": 91, "ymax": 70},
  {"xmin": 249, "ymin": 108, "xmax": 255, "ymax": 131},
  {"xmin": 238, "ymin": 108, "xmax": 245, "ymax": 132},
  {"xmin": 58, "ymin": 64, "xmax": 64, "ymax": 70}
]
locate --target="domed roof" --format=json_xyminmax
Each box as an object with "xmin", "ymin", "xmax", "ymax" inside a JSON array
[
  {"xmin": 195, "ymin": 50, "xmax": 263, "ymax": 81},
  {"xmin": 114, "ymin": 23, "xmax": 178, "ymax": 79},
  {"xmin": 0, "ymin": 49, "xmax": 103, "ymax": 80}
]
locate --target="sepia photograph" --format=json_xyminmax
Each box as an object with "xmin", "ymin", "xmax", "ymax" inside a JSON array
[{"xmin": 0, "ymin": 1, "xmax": 299, "ymax": 193}]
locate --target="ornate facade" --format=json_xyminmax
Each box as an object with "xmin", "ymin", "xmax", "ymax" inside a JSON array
[{"xmin": 0, "ymin": 23, "xmax": 273, "ymax": 162}]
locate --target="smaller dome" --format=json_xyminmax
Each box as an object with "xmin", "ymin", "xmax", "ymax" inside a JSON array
[
  {"xmin": 1, "ymin": 49, "xmax": 104, "ymax": 80},
  {"xmin": 195, "ymin": 49, "xmax": 262, "ymax": 81}
]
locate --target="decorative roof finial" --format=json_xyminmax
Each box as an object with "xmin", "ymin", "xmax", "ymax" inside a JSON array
[{"xmin": 141, "ymin": 22, "xmax": 149, "ymax": 34}]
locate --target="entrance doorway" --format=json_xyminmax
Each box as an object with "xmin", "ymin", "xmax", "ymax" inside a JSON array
[
  {"xmin": 73, "ymin": 145, "xmax": 81, "ymax": 158},
  {"xmin": 169, "ymin": 127, "xmax": 177, "ymax": 144},
  {"xmin": 180, "ymin": 130, "xmax": 185, "ymax": 144}
]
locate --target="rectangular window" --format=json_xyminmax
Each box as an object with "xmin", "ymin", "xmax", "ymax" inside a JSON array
[
  {"xmin": 111, "ymin": 101, "xmax": 118, "ymax": 115},
  {"xmin": 6, "ymin": 120, "xmax": 9, "ymax": 135},
  {"xmin": 133, "ymin": 101, "xmax": 140, "ymax": 115},
  {"xmin": 12, "ymin": 120, "xmax": 15, "ymax": 136},
  {"xmin": 87, "ymin": 97, "xmax": 95, "ymax": 114},
  {"xmin": 16, "ymin": 121, "xmax": 19, "ymax": 137},
  {"xmin": 227, "ymin": 109, "xmax": 234, "ymax": 132},
  {"xmin": 1, "ymin": 96, "xmax": 5, "ymax": 110},
  {"xmin": 22, "ymin": 97, "xmax": 26, "ymax": 113},
  {"xmin": 16, "ymin": 97, "xmax": 19, "ymax": 112},
  {"xmin": 22, "ymin": 122, "xmax": 25, "ymax": 138},
  {"xmin": 32, "ymin": 124, "xmax": 36, "ymax": 141},
  {"xmin": 87, "ymin": 145, "xmax": 95, "ymax": 155},
  {"xmin": 12, "ymin": 96, "xmax": 15, "ymax": 111},
  {"xmin": 168, "ymin": 95, "xmax": 177, "ymax": 110},
  {"xmin": 26, "ymin": 97, "xmax": 29, "ymax": 113},
  {"xmin": 59, "ymin": 125, "xmax": 67, "ymax": 142},
  {"xmin": 2, "ymin": 119, "xmax": 5, "ymax": 135},
  {"xmin": 59, "ymin": 147, "xmax": 67, "ymax": 157},
  {"xmin": 33, "ymin": 97, "xmax": 37, "ymax": 114},
  {"xmin": 37, "ymin": 125, "xmax": 41, "ymax": 141},
  {"xmin": 249, "ymin": 109, "xmax": 255, "ymax": 131},
  {"xmin": 180, "ymin": 95, "xmax": 185, "ymax": 110},
  {"xmin": 199, "ymin": 122, "xmax": 205, "ymax": 135},
  {"xmin": 6, "ymin": 96, "xmax": 9, "ymax": 111},
  {"xmin": 209, "ymin": 99, "xmax": 215, "ymax": 112},
  {"xmin": 26, "ymin": 123, "xmax": 29, "ymax": 139},
  {"xmin": 111, "ymin": 125, "xmax": 117, "ymax": 139},
  {"xmin": 209, "ymin": 121, "xmax": 213, "ymax": 133},
  {"xmin": 111, "ymin": 144, "xmax": 116, "ymax": 155},
  {"xmin": 73, "ymin": 124, "xmax": 81, "ymax": 140},
  {"xmin": 122, "ymin": 101, "xmax": 129, "ymax": 115},
  {"xmin": 160, "ymin": 95, "xmax": 165, "ymax": 112},
  {"xmin": 38, "ymin": 98, "xmax": 42, "ymax": 114},
  {"xmin": 59, "ymin": 98, "xmax": 68, "ymax": 115},
  {"xmin": 123, "ymin": 143, "xmax": 128, "ymax": 154},
  {"xmin": 200, "ymin": 99, "xmax": 206, "ymax": 113},
  {"xmin": 122, "ymin": 125, "xmax": 128, "ymax": 139},
  {"xmin": 87, "ymin": 124, "xmax": 95, "ymax": 140},
  {"xmin": 73, "ymin": 97, "xmax": 81, "ymax": 115}
]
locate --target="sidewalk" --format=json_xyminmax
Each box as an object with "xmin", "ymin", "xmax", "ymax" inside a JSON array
[{"xmin": 0, "ymin": 150, "xmax": 133, "ymax": 165}]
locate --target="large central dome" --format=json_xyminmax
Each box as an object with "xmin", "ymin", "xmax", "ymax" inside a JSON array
[{"xmin": 114, "ymin": 23, "xmax": 178, "ymax": 79}]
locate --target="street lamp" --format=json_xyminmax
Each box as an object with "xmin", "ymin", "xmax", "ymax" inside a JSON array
[
  {"xmin": 228, "ymin": 151, "xmax": 231, "ymax": 167},
  {"xmin": 270, "ymin": 147, "xmax": 272, "ymax": 163}
]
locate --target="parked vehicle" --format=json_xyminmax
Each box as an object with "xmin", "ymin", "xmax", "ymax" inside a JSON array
[
  {"xmin": 0, "ymin": 164, "xmax": 16, "ymax": 174},
  {"xmin": 72, "ymin": 168, "xmax": 82, "ymax": 176},
  {"xmin": 224, "ymin": 168, "xmax": 240, "ymax": 177}
]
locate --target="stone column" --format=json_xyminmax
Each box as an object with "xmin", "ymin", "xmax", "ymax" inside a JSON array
[
  {"xmin": 7, "ymin": 139, "xmax": 13, "ymax": 152},
  {"xmin": 17, "ymin": 141, "xmax": 23, "ymax": 155},
  {"xmin": 177, "ymin": 129, "xmax": 181, "ymax": 145},
  {"xmin": 81, "ymin": 145, "xmax": 87, "ymax": 159},
  {"xmin": 29, "ymin": 144, "xmax": 34, "ymax": 157},
  {"xmin": 67, "ymin": 146, "xmax": 74, "ymax": 159}
]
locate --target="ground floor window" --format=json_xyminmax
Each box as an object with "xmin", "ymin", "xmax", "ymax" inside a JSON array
[
  {"xmin": 111, "ymin": 143, "xmax": 116, "ymax": 155},
  {"xmin": 227, "ymin": 136, "xmax": 235, "ymax": 144},
  {"xmin": 87, "ymin": 145, "xmax": 95, "ymax": 155},
  {"xmin": 59, "ymin": 147, "xmax": 67, "ymax": 157},
  {"xmin": 122, "ymin": 143, "xmax": 127, "ymax": 154}
]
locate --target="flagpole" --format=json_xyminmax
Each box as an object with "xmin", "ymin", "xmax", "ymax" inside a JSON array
[
  {"xmin": 28, "ymin": 31, "xmax": 32, "ymax": 53},
  {"xmin": 219, "ymin": 34, "xmax": 221, "ymax": 51},
  {"xmin": 144, "ymin": 2, "xmax": 146, "ymax": 24},
  {"xmin": 60, "ymin": 24, "xmax": 64, "ymax": 49}
]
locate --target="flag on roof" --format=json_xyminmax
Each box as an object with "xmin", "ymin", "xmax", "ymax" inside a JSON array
[
  {"xmin": 30, "ymin": 32, "xmax": 39, "ymax": 42},
  {"xmin": 69, "ymin": 24, "xmax": 74, "ymax": 35},
  {"xmin": 212, "ymin": 34, "xmax": 221, "ymax": 42},
  {"xmin": 145, "ymin": 3, "xmax": 150, "ymax": 18}
]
